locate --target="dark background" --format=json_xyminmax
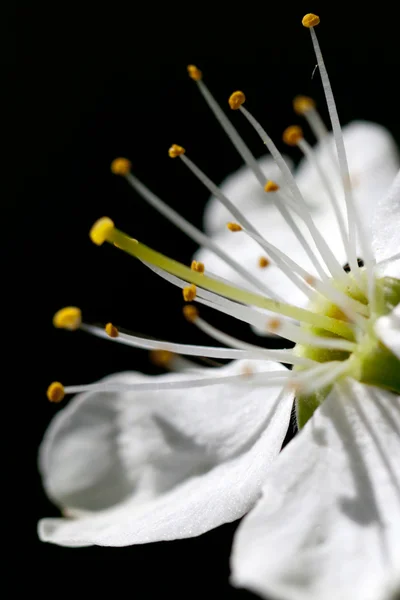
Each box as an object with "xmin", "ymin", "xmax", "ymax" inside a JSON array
[{"xmin": 17, "ymin": 1, "xmax": 399, "ymax": 596}]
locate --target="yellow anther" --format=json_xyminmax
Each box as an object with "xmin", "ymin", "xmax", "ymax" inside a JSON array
[
  {"xmin": 53, "ymin": 306, "xmax": 82, "ymax": 330},
  {"xmin": 228, "ymin": 91, "xmax": 246, "ymax": 110},
  {"xmin": 105, "ymin": 322, "xmax": 119, "ymax": 338},
  {"xmin": 183, "ymin": 304, "xmax": 199, "ymax": 322},
  {"xmin": 191, "ymin": 260, "xmax": 205, "ymax": 274},
  {"xmin": 305, "ymin": 274, "xmax": 316, "ymax": 286},
  {"xmin": 293, "ymin": 95, "xmax": 316, "ymax": 115},
  {"xmin": 89, "ymin": 217, "xmax": 115, "ymax": 246},
  {"xmin": 187, "ymin": 64, "xmax": 202, "ymax": 81},
  {"xmin": 183, "ymin": 284, "xmax": 197, "ymax": 302},
  {"xmin": 47, "ymin": 381, "xmax": 65, "ymax": 403},
  {"xmin": 258, "ymin": 256, "xmax": 270, "ymax": 269},
  {"xmin": 110, "ymin": 157, "xmax": 132, "ymax": 176},
  {"xmin": 168, "ymin": 144, "xmax": 186, "ymax": 158},
  {"xmin": 283, "ymin": 125, "xmax": 304, "ymax": 146},
  {"xmin": 302, "ymin": 13, "xmax": 320, "ymax": 28},
  {"xmin": 150, "ymin": 349, "xmax": 174, "ymax": 367},
  {"xmin": 267, "ymin": 318, "xmax": 281, "ymax": 332},
  {"xmin": 227, "ymin": 222, "xmax": 243, "ymax": 232},
  {"xmin": 264, "ymin": 181, "xmax": 280, "ymax": 193}
]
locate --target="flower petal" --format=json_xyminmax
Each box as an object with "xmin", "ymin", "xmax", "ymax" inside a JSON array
[
  {"xmin": 231, "ymin": 380, "xmax": 400, "ymax": 600},
  {"xmin": 375, "ymin": 303, "xmax": 400, "ymax": 360},
  {"xmin": 372, "ymin": 170, "xmax": 400, "ymax": 271},
  {"xmin": 39, "ymin": 360, "xmax": 293, "ymax": 546},
  {"xmin": 203, "ymin": 155, "xmax": 293, "ymax": 235},
  {"xmin": 296, "ymin": 121, "xmax": 399, "ymax": 226}
]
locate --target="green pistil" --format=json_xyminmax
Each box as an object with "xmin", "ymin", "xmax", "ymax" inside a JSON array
[{"xmin": 108, "ymin": 228, "xmax": 355, "ymax": 339}]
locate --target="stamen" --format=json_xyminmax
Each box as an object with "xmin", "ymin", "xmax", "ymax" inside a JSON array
[
  {"xmin": 293, "ymin": 360, "xmax": 350, "ymax": 396},
  {"xmin": 105, "ymin": 322, "xmax": 119, "ymax": 338},
  {"xmin": 188, "ymin": 68, "xmax": 336, "ymax": 277},
  {"xmin": 95, "ymin": 223, "xmax": 355, "ymax": 339},
  {"xmin": 110, "ymin": 157, "xmax": 132, "ymax": 176},
  {"xmin": 149, "ymin": 349, "xmax": 174, "ymax": 367},
  {"xmin": 176, "ymin": 150, "xmax": 316, "ymax": 301},
  {"xmin": 296, "ymin": 135, "xmax": 349, "ymax": 255},
  {"xmin": 47, "ymin": 381, "xmax": 65, "ymax": 403},
  {"xmin": 304, "ymin": 15, "xmax": 375, "ymax": 304},
  {"xmin": 301, "ymin": 13, "xmax": 320, "ymax": 28},
  {"xmin": 227, "ymin": 222, "xmax": 243, "ymax": 232},
  {"xmin": 60, "ymin": 369, "xmax": 291, "ymax": 397},
  {"xmin": 293, "ymin": 96, "xmax": 338, "ymax": 171},
  {"xmin": 168, "ymin": 144, "xmax": 185, "ymax": 158},
  {"xmin": 187, "ymin": 64, "xmax": 202, "ymax": 81},
  {"xmin": 80, "ymin": 322, "xmax": 310, "ymax": 364},
  {"xmin": 183, "ymin": 284, "xmax": 197, "ymax": 301},
  {"xmin": 183, "ymin": 305, "xmax": 199, "ymax": 322},
  {"xmin": 293, "ymin": 95, "xmax": 315, "ymax": 116},
  {"xmin": 264, "ymin": 181, "xmax": 279, "ymax": 192},
  {"xmin": 258, "ymin": 256, "xmax": 270, "ymax": 268},
  {"xmin": 282, "ymin": 126, "xmax": 303, "ymax": 146},
  {"xmin": 236, "ymin": 99, "xmax": 357, "ymax": 288},
  {"xmin": 89, "ymin": 217, "xmax": 116, "ymax": 246},
  {"xmin": 191, "ymin": 260, "xmax": 205, "ymax": 273},
  {"xmin": 150, "ymin": 349, "xmax": 200, "ymax": 373},
  {"xmin": 123, "ymin": 169, "xmax": 279, "ymax": 298},
  {"xmin": 53, "ymin": 306, "xmax": 82, "ymax": 330}
]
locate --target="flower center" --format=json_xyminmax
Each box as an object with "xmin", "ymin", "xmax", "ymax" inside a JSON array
[{"xmin": 294, "ymin": 273, "xmax": 400, "ymax": 427}]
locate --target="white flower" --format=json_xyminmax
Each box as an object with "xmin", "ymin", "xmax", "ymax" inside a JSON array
[{"xmin": 39, "ymin": 13, "xmax": 400, "ymax": 600}]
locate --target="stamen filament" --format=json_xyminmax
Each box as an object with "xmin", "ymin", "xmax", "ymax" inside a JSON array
[
  {"xmin": 80, "ymin": 323, "xmax": 312, "ymax": 366},
  {"xmin": 63, "ymin": 370, "xmax": 291, "ymax": 396},
  {"xmin": 193, "ymin": 75, "xmax": 335, "ymax": 277},
  {"xmin": 104, "ymin": 225, "xmax": 355, "ymax": 339},
  {"xmin": 307, "ymin": 25, "xmax": 375, "ymax": 302},
  {"xmin": 242, "ymin": 227, "xmax": 369, "ymax": 325},
  {"xmin": 294, "ymin": 360, "xmax": 350, "ymax": 395},
  {"xmin": 179, "ymin": 152, "xmax": 311, "ymax": 300},
  {"xmin": 124, "ymin": 171, "xmax": 279, "ymax": 299},
  {"xmin": 297, "ymin": 137, "xmax": 349, "ymax": 253},
  {"xmin": 239, "ymin": 104, "xmax": 357, "ymax": 288}
]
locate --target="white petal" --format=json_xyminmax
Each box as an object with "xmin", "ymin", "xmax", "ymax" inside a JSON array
[
  {"xmin": 296, "ymin": 121, "xmax": 400, "ymax": 229},
  {"xmin": 39, "ymin": 360, "xmax": 293, "ymax": 546},
  {"xmin": 372, "ymin": 170, "xmax": 400, "ymax": 268},
  {"xmin": 375, "ymin": 304, "xmax": 400, "ymax": 359},
  {"xmin": 231, "ymin": 380, "xmax": 400, "ymax": 600},
  {"xmin": 203, "ymin": 155, "xmax": 293, "ymax": 235}
]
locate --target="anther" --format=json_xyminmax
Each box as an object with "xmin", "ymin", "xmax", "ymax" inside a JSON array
[
  {"xmin": 89, "ymin": 217, "xmax": 115, "ymax": 246},
  {"xmin": 183, "ymin": 305, "xmax": 199, "ymax": 322},
  {"xmin": 293, "ymin": 95, "xmax": 316, "ymax": 115},
  {"xmin": 229, "ymin": 91, "xmax": 246, "ymax": 110},
  {"xmin": 183, "ymin": 284, "xmax": 197, "ymax": 302},
  {"xmin": 283, "ymin": 125, "xmax": 304, "ymax": 146},
  {"xmin": 187, "ymin": 65, "xmax": 202, "ymax": 81},
  {"xmin": 191, "ymin": 260, "xmax": 205, "ymax": 273},
  {"xmin": 227, "ymin": 222, "xmax": 243, "ymax": 232},
  {"xmin": 302, "ymin": 13, "xmax": 320, "ymax": 28},
  {"xmin": 264, "ymin": 181, "xmax": 280, "ymax": 192},
  {"xmin": 105, "ymin": 322, "xmax": 119, "ymax": 338},
  {"xmin": 150, "ymin": 349, "xmax": 174, "ymax": 367},
  {"xmin": 53, "ymin": 306, "xmax": 82, "ymax": 330},
  {"xmin": 47, "ymin": 381, "xmax": 65, "ymax": 403},
  {"xmin": 168, "ymin": 144, "xmax": 186, "ymax": 158},
  {"xmin": 258, "ymin": 256, "xmax": 270, "ymax": 268},
  {"xmin": 267, "ymin": 318, "xmax": 282, "ymax": 332},
  {"xmin": 111, "ymin": 158, "xmax": 132, "ymax": 176}
]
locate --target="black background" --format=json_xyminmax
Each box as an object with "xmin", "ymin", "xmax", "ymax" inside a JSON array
[{"xmin": 17, "ymin": 1, "xmax": 400, "ymax": 596}]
